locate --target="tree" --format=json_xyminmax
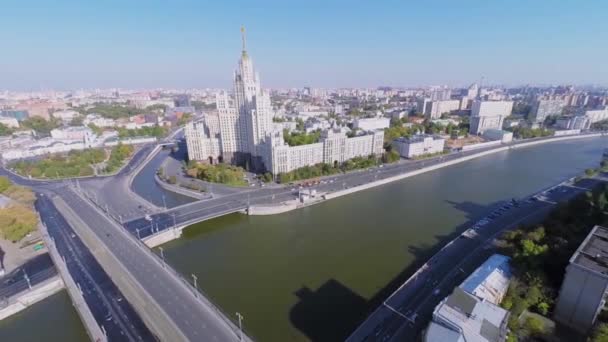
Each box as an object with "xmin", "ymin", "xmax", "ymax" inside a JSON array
[
  {"xmin": 523, "ymin": 316, "xmax": 545, "ymax": 336},
  {"xmin": 69, "ymin": 116, "xmax": 84, "ymax": 126},
  {"xmin": 0, "ymin": 176, "xmax": 11, "ymax": 193},
  {"xmin": 20, "ymin": 117, "xmax": 60, "ymax": 134},
  {"xmin": 0, "ymin": 122, "xmax": 13, "ymax": 136},
  {"xmin": 591, "ymin": 323, "xmax": 608, "ymax": 342}
]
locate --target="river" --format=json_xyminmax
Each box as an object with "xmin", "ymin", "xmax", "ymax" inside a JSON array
[{"xmin": 0, "ymin": 138, "xmax": 605, "ymax": 341}]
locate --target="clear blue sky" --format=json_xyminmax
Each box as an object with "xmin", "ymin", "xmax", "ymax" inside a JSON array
[{"xmin": 1, "ymin": 0, "xmax": 607, "ymax": 90}]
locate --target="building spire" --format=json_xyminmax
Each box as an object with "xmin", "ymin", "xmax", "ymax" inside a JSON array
[{"xmin": 241, "ymin": 26, "xmax": 247, "ymax": 53}]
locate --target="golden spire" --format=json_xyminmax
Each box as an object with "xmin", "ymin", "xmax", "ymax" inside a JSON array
[{"xmin": 241, "ymin": 26, "xmax": 247, "ymax": 53}]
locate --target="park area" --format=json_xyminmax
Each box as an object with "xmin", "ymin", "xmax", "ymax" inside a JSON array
[{"xmin": 8, "ymin": 144, "xmax": 134, "ymax": 179}]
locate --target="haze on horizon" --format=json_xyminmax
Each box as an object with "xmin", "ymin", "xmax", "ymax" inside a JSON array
[{"xmin": 1, "ymin": 0, "xmax": 607, "ymax": 91}]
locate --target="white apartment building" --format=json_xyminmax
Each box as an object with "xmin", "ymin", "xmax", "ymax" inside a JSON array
[
  {"xmin": 530, "ymin": 99, "xmax": 565, "ymax": 123},
  {"xmin": 353, "ymin": 117, "xmax": 390, "ymax": 131},
  {"xmin": 424, "ymin": 100, "xmax": 460, "ymax": 120},
  {"xmin": 184, "ymin": 120, "xmax": 222, "ymax": 163},
  {"xmin": 263, "ymin": 129, "xmax": 384, "ymax": 175},
  {"xmin": 83, "ymin": 114, "xmax": 116, "ymax": 128},
  {"xmin": 470, "ymin": 100, "xmax": 513, "ymax": 134},
  {"xmin": 52, "ymin": 109, "xmax": 81, "ymax": 122},
  {"xmin": 585, "ymin": 107, "xmax": 608, "ymax": 124},
  {"xmin": 50, "ymin": 126, "xmax": 95, "ymax": 146},
  {"xmin": 392, "ymin": 135, "xmax": 445, "ymax": 159}
]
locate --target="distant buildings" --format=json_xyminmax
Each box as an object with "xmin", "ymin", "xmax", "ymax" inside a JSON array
[
  {"xmin": 530, "ymin": 99, "xmax": 565, "ymax": 124},
  {"xmin": 554, "ymin": 225, "xmax": 608, "ymax": 333},
  {"xmin": 482, "ymin": 129, "xmax": 513, "ymax": 143},
  {"xmin": 185, "ymin": 28, "xmax": 385, "ymax": 174},
  {"xmin": 51, "ymin": 110, "xmax": 81, "ymax": 123},
  {"xmin": 0, "ymin": 116, "xmax": 19, "ymax": 128},
  {"xmin": 353, "ymin": 117, "xmax": 390, "ymax": 131},
  {"xmin": 584, "ymin": 107, "xmax": 608, "ymax": 124},
  {"xmin": 556, "ymin": 116, "xmax": 590, "ymax": 130},
  {"xmin": 0, "ymin": 110, "xmax": 29, "ymax": 122},
  {"xmin": 470, "ymin": 100, "xmax": 513, "ymax": 134},
  {"xmin": 424, "ymin": 100, "xmax": 461, "ymax": 120},
  {"xmin": 393, "ymin": 135, "xmax": 445, "ymax": 159},
  {"xmin": 425, "ymin": 254, "xmax": 512, "ymax": 342}
]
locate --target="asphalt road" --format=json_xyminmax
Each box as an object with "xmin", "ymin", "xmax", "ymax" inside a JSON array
[
  {"xmin": 36, "ymin": 193, "xmax": 155, "ymax": 342},
  {"xmin": 347, "ymin": 177, "xmax": 604, "ymax": 342},
  {"xmin": 58, "ymin": 186, "xmax": 245, "ymax": 342},
  {"xmin": 0, "ymin": 253, "xmax": 57, "ymax": 300}
]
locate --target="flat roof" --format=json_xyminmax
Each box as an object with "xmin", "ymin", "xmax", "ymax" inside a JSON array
[{"xmin": 572, "ymin": 226, "xmax": 608, "ymax": 276}]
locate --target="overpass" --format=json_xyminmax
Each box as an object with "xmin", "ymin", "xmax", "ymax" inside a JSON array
[{"xmin": 56, "ymin": 185, "xmax": 252, "ymax": 341}]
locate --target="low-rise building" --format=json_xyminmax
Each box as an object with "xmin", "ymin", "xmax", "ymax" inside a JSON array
[
  {"xmin": 425, "ymin": 287, "xmax": 510, "ymax": 342},
  {"xmin": 50, "ymin": 126, "xmax": 95, "ymax": 145},
  {"xmin": 482, "ymin": 129, "xmax": 513, "ymax": 143},
  {"xmin": 353, "ymin": 117, "xmax": 390, "ymax": 131},
  {"xmin": 52, "ymin": 109, "xmax": 81, "ymax": 122},
  {"xmin": 459, "ymin": 254, "xmax": 512, "ymax": 305},
  {"xmin": 554, "ymin": 225, "xmax": 608, "ymax": 333},
  {"xmin": 0, "ymin": 116, "xmax": 19, "ymax": 128},
  {"xmin": 393, "ymin": 135, "xmax": 445, "ymax": 159}
]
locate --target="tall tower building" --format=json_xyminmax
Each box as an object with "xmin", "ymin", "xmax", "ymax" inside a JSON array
[{"xmin": 232, "ymin": 26, "xmax": 273, "ymax": 169}]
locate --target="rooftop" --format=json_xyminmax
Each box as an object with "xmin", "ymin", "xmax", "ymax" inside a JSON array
[
  {"xmin": 571, "ymin": 225, "xmax": 608, "ymax": 276},
  {"xmin": 394, "ymin": 134, "xmax": 443, "ymax": 143},
  {"xmin": 427, "ymin": 287, "xmax": 509, "ymax": 342},
  {"xmin": 460, "ymin": 254, "xmax": 511, "ymax": 305}
]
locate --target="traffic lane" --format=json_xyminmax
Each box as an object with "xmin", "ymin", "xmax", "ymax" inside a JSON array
[
  {"xmin": 38, "ymin": 195, "xmax": 155, "ymax": 342},
  {"xmin": 59, "ymin": 189, "xmax": 241, "ymax": 342}
]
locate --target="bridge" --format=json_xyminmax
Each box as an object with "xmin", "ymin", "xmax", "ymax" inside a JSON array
[{"xmin": 56, "ymin": 185, "xmax": 252, "ymax": 341}]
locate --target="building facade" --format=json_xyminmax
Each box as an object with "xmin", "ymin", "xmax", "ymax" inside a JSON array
[
  {"xmin": 554, "ymin": 225, "xmax": 608, "ymax": 333},
  {"xmin": 530, "ymin": 99, "xmax": 565, "ymax": 124},
  {"xmin": 425, "ymin": 100, "xmax": 461, "ymax": 120},
  {"xmin": 393, "ymin": 135, "xmax": 445, "ymax": 159},
  {"xmin": 470, "ymin": 100, "xmax": 513, "ymax": 134},
  {"xmin": 263, "ymin": 128, "xmax": 384, "ymax": 175}
]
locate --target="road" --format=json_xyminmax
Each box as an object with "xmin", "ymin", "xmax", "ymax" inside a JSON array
[
  {"xmin": 59, "ymin": 186, "xmax": 246, "ymax": 341},
  {"xmin": 0, "ymin": 253, "xmax": 57, "ymax": 301},
  {"xmin": 36, "ymin": 193, "xmax": 155, "ymax": 341},
  {"xmin": 347, "ymin": 177, "xmax": 603, "ymax": 341}
]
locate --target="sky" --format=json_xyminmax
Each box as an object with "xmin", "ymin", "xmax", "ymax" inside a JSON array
[{"xmin": 1, "ymin": 0, "xmax": 607, "ymax": 90}]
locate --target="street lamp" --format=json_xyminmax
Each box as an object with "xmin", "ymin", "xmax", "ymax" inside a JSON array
[
  {"xmin": 23, "ymin": 270, "xmax": 31, "ymax": 289},
  {"xmin": 159, "ymin": 247, "xmax": 164, "ymax": 261},
  {"xmin": 236, "ymin": 312, "xmax": 244, "ymax": 341},
  {"xmin": 191, "ymin": 274, "xmax": 198, "ymax": 295}
]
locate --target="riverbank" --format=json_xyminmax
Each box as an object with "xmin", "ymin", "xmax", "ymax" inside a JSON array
[{"xmin": 247, "ymin": 133, "xmax": 604, "ymax": 216}]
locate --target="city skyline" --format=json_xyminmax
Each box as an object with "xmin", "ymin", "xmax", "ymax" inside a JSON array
[{"xmin": 2, "ymin": 0, "xmax": 608, "ymax": 90}]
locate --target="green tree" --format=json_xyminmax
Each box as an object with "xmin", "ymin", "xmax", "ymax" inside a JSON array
[
  {"xmin": 0, "ymin": 176, "xmax": 11, "ymax": 193},
  {"xmin": 0, "ymin": 122, "xmax": 13, "ymax": 136},
  {"xmin": 20, "ymin": 117, "xmax": 60, "ymax": 134},
  {"xmin": 591, "ymin": 323, "xmax": 608, "ymax": 342},
  {"xmin": 523, "ymin": 316, "xmax": 545, "ymax": 336}
]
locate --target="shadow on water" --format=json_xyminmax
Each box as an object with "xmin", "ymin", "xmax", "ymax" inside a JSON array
[{"xmin": 288, "ymin": 198, "xmax": 511, "ymax": 341}]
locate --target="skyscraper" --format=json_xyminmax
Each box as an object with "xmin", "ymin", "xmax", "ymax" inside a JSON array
[{"xmin": 232, "ymin": 26, "xmax": 273, "ymax": 169}]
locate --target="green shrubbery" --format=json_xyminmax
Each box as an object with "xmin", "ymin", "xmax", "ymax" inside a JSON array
[
  {"xmin": 186, "ymin": 163, "xmax": 247, "ymax": 186},
  {"xmin": 0, "ymin": 176, "xmax": 37, "ymax": 242}
]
